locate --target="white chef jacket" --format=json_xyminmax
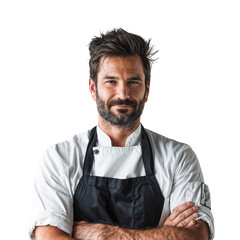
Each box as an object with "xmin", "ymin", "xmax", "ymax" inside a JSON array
[{"xmin": 29, "ymin": 125, "xmax": 214, "ymax": 239}]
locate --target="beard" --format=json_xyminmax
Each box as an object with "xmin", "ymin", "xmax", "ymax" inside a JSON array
[{"xmin": 96, "ymin": 91, "xmax": 146, "ymax": 127}]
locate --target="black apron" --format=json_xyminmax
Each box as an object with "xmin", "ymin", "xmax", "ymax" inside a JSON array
[{"xmin": 73, "ymin": 126, "xmax": 164, "ymax": 229}]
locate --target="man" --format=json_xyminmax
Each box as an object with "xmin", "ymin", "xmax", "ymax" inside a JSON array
[{"xmin": 30, "ymin": 29, "xmax": 214, "ymax": 240}]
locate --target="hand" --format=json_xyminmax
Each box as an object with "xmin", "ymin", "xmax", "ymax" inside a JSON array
[{"xmin": 164, "ymin": 201, "xmax": 199, "ymax": 228}]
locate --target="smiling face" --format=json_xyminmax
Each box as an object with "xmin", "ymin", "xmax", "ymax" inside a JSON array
[{"xmin": 89, "ymin": 55, "xmax": 150, "ymax": 127}]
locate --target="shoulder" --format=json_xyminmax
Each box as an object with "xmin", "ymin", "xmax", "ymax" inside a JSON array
[
  {"xmin": 53, "ymin": 130, "xmax": 90, "ymax": 151},
  {"xmin": 42, "ymin": 130, "xmax": 91, "ymax": 168},
  {"xmin": 145, "ymin": 128, "xmax": 193, "ymax": 156},
  {"xmin": 145, "ymin": 128, "xmax": 199, "ymax": 169}
]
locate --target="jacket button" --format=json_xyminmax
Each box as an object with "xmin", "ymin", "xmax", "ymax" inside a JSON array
[{"xmin": 93, "ymin": 149, "xmax": 99, "ymax": 155}]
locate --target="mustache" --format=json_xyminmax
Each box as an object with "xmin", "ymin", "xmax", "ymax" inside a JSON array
[{"xmin": 108, "ymin": 99, "xmax": 137, "ymax": 108}]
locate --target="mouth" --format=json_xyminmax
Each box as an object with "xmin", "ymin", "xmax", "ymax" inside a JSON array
[
  {"xmin": 112, "ymin": 105, "xmax": 132, "ymax": 109},
  {"xmin": 111, "ymin": 105, "xmax": 132, "ymax": 114}
]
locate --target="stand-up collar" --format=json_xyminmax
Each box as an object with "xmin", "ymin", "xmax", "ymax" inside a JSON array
[{"xmin": 96, "ymin": 124, "xmax": 142, "ymax": 147}]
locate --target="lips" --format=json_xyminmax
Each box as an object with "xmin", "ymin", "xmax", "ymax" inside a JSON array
[{"xmin": 112, "ymin": 105, "xmax": 132, "ymax": 109}]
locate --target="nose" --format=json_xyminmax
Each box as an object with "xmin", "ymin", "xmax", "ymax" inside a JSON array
[{"xmin": 116, "ymin": 82, "xmax": 129, "ymax": 99}]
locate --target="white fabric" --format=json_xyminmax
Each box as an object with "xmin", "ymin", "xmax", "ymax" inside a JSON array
[{"xmin": 29, "ymin": 124, "xmax": 214, "ymax": 239}]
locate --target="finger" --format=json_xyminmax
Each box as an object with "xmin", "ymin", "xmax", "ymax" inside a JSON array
[
  {"xmin": 177, "ymin": 212, "xmax": 199, "ymax": 227},
  {"xmin": 173, "ymin": 206, "xmax": 198, "ymax": 226},
  {"xmin": 186, "ymin": 219, "xmax": 196, "ymax": 227},
  {"xmin": 168, "ymin": 201, "xmax": 193, "ymax": 221}
]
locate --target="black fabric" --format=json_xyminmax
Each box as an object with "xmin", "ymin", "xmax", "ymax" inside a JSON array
[{"xmin": 73, "ymin": 126, "xmax": 164, "ymax": 229}]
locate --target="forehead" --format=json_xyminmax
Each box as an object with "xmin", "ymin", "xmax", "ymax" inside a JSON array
[{"xmin": 98, "ymin": 55, "xmax": 144, "ymax": 76}]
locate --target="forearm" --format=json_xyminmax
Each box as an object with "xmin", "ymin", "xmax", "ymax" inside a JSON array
[
  {"xmin": 73, "ymin": 220, "xmax": 209, "ymax": 240},
  {"xmin": 128, "ymin": 225, "xmax": 204, "ymax": 240},
  {"xmin": 94, "ymin": 224, "xmax": 192, "ymax": 240},
  {"xmin": 35, "ymin": 226, "xmax": 74, "ymax": 240}
]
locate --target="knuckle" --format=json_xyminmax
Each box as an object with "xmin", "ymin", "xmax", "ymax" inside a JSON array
[
  {"xmin": 182, "ymin": 220, "xmax": 187, "ymax": 226},
  {"xmin": 178, "ymin": 220, "xmax": 187, "ymax": 227},
  {"xmin": 173, "ymin": 207, "xmax": 180, "ymax": 214},
  {"xmin": 179, "ymin": 213, "xmax": 186, "ymax": 220}
]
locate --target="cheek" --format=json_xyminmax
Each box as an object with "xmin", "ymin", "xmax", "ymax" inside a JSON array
[
  {"xmin": 132, "ymin": 89, "xmax": 146, "ymax": 101},
  {"xmin": 98, "ymin": 87, "xmax": 116, "ymax": 100}
]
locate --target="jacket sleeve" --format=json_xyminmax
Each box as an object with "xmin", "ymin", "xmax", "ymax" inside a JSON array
[
  {"xmin": 170, "ymin": 144, "xmax": 215, "ymax": 239},
  {"xmin": 29, "ymin": 145, "xmax": 74, "ymax": 239}
]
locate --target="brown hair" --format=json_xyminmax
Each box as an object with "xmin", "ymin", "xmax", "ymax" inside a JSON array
[{"xmin": 89, "ymin": 28, "xmax": 158, "ymax": 87}]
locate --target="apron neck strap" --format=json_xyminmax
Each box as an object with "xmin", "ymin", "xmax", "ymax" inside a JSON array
[
  {"xmin": 82, "ymin": 126, "xmax": 97, "ymax": 176},
  {"xmin": 141, "ymin": 125, "xmax": 154, "ymax": 175}
]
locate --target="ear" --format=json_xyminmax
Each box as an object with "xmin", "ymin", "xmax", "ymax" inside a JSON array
[
  {"xmin": 89, "ymin": 78, "xmax": 97, "ymax": 101},
  {"xmin": 144, "ymin": 80, "xmax": 151, "ymax": 102}
]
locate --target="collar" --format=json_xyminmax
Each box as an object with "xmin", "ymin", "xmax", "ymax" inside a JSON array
[{"xmin": 96, "ymin": 124, "xmax": 142, "ymax": 147}]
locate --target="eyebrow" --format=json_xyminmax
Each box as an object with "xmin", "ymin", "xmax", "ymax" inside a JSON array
[
  {"xmin": 103, "ymin": 75, "xmax": 143, "ymax": 81},
  {"xmin": 127, "ymin": 77, "xmax": 143, "ymax": 81},
  {"xmin": 103, "ymin": 76, "xmax": 118, "ymax": 80}
]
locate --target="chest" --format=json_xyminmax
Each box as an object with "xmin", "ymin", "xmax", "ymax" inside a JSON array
[{"xmin": 91, "ymin": 146, "xmax": 146, "ymax": 178}]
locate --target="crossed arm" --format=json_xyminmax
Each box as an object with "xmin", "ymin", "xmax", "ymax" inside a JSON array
[{"xmin": 35, "ymin": 201, "xmax": 210, "ymax": 240}]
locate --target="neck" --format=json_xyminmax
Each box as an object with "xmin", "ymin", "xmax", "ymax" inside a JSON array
[{"xmin": 98, "ymin": 115, "xmax": 141, "ymax": 147}]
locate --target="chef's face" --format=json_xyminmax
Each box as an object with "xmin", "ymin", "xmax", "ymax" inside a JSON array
[{"xmin": 89, "ymin": 55, "xmax": 150, "ymax": 126}]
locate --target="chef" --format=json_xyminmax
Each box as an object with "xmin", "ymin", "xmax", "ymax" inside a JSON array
[{"xmin": 30, "ymin": 28, "xmax": 214, "ymax": 240}]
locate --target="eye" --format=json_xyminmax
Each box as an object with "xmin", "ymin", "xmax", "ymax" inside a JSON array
[
  {"xmin": 106, "ymin": 80, "xmax": 117, "ymax": 84},
  {"xmin": 128, "ymin": 80, "xmax": 140, "ymax": 85}
]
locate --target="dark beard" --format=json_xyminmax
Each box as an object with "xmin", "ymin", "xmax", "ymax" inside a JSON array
[{"xmin": 96, "ymin": 92, "xmax": 146, "ymax": 127}]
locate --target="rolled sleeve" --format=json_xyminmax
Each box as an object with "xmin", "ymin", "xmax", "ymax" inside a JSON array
[
  {"xmin": 29, "ymin": 145, "xmax": 74, "ymax": 239},
  {"xmin": 170, "ymin": 145, "xmax": 215, "ymax": 239},
  {"xmin": 29, "ymin": 210, "xmax": 72, "ymax": 239},
  {"xmin": 186, "ymin": 181, "xmax": 214, "ymax": 240}
]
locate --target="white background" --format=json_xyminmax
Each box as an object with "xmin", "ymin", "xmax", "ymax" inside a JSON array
[{"xmin": 0, "ymin": 0, "xmax": 239, "ymax": 239}]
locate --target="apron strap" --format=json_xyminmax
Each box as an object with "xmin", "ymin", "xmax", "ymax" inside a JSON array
[
  {"xmin": 141, "ymin": 125, "xmax": 154, "ymax": 176},
  {"xmin": 82, "ymin": 126, "xmax": 97, "ymax": 176}
]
